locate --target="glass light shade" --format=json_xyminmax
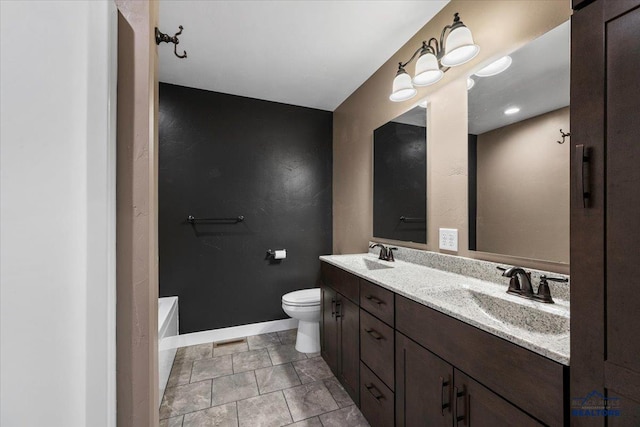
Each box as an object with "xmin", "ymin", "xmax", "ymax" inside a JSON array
[
  {"xmin": 440, "ymin": 26, "xmax": 479, "ymax": 67},
  {"xmin": 467, "ymin": 77, "xmax": 475, "ymax": 90},
  {"xmin": 413, "ymin": 52, "xmax": 443, "ymax": 86},
  {"xmin": 389, "ymin": 71, "xmax": 417, "ymax": 102},
  {"xmin": 475, "ymin": 56, "xmax": 512, "ymax": 77}
]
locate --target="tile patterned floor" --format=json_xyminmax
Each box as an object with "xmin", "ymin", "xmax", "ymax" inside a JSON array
[{"xmin": 160, "ymin": 329, "xmax": 370, "ymax": 427}]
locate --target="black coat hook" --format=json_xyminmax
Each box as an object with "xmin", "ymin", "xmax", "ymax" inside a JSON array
[
  {"xmin": 155, "ymin": 25, "xmax": 187, "ymax": 59},
  {"xmin": 557, "ymin": 129, "xmax": 571, "ymax": 144}
]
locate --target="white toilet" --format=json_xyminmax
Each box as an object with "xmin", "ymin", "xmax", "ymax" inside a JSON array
[{"xmin": 281, "ymin": 288, "xmax": 321, "ymax": 353}]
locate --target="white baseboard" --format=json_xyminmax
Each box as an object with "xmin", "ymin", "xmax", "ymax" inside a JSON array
[{"xmin": 159, "ymin": 318, "xmax": 299, "ymax": 351}]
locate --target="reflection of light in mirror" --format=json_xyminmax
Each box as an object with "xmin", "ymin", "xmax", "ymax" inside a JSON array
[
  {"xmin": 418, "ymin": 99, "xmax": 428, "ymax": 108},
  {"xmin": 504, "ymin": 107, "xmax": 520, "ymax": 115},
  {"xmin": 475, "ymin": 56, "xmax": 513, "ymax": 77},
  {"xmin": 467, "ymin": 77, "xmax": 475, "ymax": 90}
]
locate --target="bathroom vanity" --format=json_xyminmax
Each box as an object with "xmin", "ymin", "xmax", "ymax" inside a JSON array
[{"xmin": 319, "ymin": 250, "xmax": 570, "ymax": 426}]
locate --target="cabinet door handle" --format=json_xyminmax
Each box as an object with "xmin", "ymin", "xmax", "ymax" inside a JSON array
[
  {"xmin": 331, "ymin": 298, "xmax": 336, "ymax": 318},
  {"xmin": 440, "ymin": 376, "xmax": 451, "ymax": 415},
  {"xmin": 365, "ymin": 295, "xmax": 384, "ymax": 305},
  {"xmin": 454, "ymin": 386, "xmax": 468, "ymax": 426},
  {"xmin": 334, "ymin": 301, "xmax": 342, "ymax": 319},
  {"xmin": 574, "ymin": 144, "xmax": 591, "ymax": 208},
  {"xmin": 365, "ymin": 328, "xmax": 383, "ymax": 340},
  {"xmin": 365, "ymin": 383, "xmax": 384, "ymax": 403}
]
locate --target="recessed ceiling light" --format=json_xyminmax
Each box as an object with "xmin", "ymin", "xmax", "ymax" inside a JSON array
[
  {"xmin": 418, "ymin": 100, "xmax": 428, "ymax": 108},
  {"xmin": 467, "ymin": 77, "xmax": 475, "ymax": 90},
  {"xmin": 475, "ymin": 56, "xmax": 512, "ymax": 77},
  {"xmin": 504, "ymin": 107, "xmax": 520, "ymax": 115}
]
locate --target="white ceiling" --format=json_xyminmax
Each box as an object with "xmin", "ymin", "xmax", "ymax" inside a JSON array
[
  {"xmin": 159, "ymin": 0, "xmax": 449, "ymax": 111},
  {"xmin": 468, "ymin": 20, "xmax": 570, "ymax": 135}
]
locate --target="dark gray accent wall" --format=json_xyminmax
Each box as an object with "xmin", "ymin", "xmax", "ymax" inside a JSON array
[{"xmin": 159, "ymin": 83, "xmax": 332, "ymax": 334}]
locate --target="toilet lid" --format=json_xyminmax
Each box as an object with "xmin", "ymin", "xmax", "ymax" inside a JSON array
[{"xmin": 282, "ymin": 288, "xmax": 321, "ymax": 306}]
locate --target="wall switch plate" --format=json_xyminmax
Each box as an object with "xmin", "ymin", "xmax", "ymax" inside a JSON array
[{"xmin": 439, "ymin": 228, "xmax": 458, "ymax": 251}]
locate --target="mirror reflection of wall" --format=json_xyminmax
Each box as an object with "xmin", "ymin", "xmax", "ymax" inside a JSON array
[
  {"xmin": 373, "ymin": 105, "xmax": 427, "ymax": 244},
  {"xmin": 468, "ymin": 21, "xmax": 570, "ymax": 264}
]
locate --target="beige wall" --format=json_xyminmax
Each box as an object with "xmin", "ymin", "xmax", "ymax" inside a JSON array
[
  {"xmin": 116, "ymin": 0, "xmax": 159, "ymax": 425},
  {"xmin": 333, "ymin": 0, "xmax": 571, "ymax": 274},
  {"xmin": 476, "ymin": 107, "xmax": 570, "ymax": 263}
]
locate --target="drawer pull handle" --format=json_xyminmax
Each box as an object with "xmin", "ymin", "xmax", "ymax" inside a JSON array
[
  {"xmin": 440, "ymin": 376, "xmax": 451, "ymax": 415},
  {"xmin": 454, "ymin": 385, "xmax": 468, "ymax": 425},
  {"xmin": 365, "ymin": 328, "xmax": 383, "ymax": 340},
  {"xmin": 365, "ymin": 383, "xmax": 384, "ymax": 403},
  {"xmin": 365, "ymin": 295, "xmax": 384, "ymax": 305}
]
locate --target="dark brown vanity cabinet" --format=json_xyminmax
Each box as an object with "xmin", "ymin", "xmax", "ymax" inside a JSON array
[
  {"xmin": 320, "ymin": 263, "xmax": 360, "ymax": 404},
  {"xmin": 396, "ymin": 333, "xmax": 542, "ymax": 427},
  {"xmin": 321, "ymin": 262, "xmax": 568, "ymax": 426},
  {"xmin": 396, "ymin": 295, "xmax": 567, "ymax": 426}
]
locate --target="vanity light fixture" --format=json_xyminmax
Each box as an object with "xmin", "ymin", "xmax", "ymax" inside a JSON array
[
  {"xmin": 467, "ymin": 77, "xmax": 475, "ymax": 90},
  {"xmin": 390, "ymin": 13, "xmax": 479, "ymax": 102},
  {"xmin": 504, "ymin": 107, "xmax": 520, "ymax": 115},
  {"xmin": 474, "ymin": 56, "xmax": 512, "ymax": 77}
]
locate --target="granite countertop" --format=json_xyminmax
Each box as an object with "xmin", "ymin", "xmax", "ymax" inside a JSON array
[{"xmin": 320, "ymin": 253, "xmax": 570, "ymax": 366}]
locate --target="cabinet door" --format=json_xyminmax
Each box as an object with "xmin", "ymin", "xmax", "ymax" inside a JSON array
[
  {"xmin": 321, "ymin": 284, "xmax": 338, "ymax": 374},
  {"xmin": 572, "ymin": 0, "xmax": 640, "ymax": 418},
  {"xmin": 604, "ymin": 3, "xmax": 640, "ymax": 405},
  {"xmin": 396, "ymin": 332, "xmax": 453, "ymax": 427},
  {"xmin": 338, "ymin": 295, "xmax": 360, "ymax": 405},
  {"xmin": 453, "ymin": 370, "xmax": 542, "ymax": 427}
]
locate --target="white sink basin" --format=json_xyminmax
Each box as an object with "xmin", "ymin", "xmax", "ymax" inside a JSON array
[
  {"xmin": 432, "ymin": 286, "xmax": 569, "ymax": 336},
  {"xmin": 359, "ymin": 257, "xmax": 394, "ymax": 271}
]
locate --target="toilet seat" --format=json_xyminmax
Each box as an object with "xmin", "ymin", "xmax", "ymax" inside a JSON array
[{"xmin": 282, "ymin": 288, "xmax": 321, "ymax": 307}]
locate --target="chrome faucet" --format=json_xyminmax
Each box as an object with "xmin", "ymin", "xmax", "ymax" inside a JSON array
[{"xmin": 369, "ymin": 243, "xmax": 397, "ymax": 262}]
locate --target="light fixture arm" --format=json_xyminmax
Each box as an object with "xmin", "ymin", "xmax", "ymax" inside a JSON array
[
  {"xmin": 398, "ymin": 41, "xmax": 430, "ymax": 71},
  {"xmin": 397, "ymin": 12, "xmax": 469, "ymax": 72},
  {"xmin": 389, "ymin": 12, "xmax": 478, "ymax": 102}
]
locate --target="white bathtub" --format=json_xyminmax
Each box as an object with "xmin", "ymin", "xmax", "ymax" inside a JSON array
[{"xmin": 158, "ymin": 297, "xmax": 179, "ymax": 406}]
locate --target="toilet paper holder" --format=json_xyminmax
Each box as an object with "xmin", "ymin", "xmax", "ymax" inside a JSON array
[{"xmin": 266, "ymin": 249, "xmax": 287, "ymax": 260}]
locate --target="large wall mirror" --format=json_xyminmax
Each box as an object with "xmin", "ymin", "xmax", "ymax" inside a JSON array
[
  {"xmin": 373, "ymin": 105, "xmax": 427, "ymax": 243},
  {"xmin": 468, "ymin": 21, "xmax": 570, "ymax": 264}
]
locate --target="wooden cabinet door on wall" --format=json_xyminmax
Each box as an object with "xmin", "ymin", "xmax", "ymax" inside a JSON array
[
  {"xmin": 396, "ymin": 332, "xmax": 453, "ymax": 427},
  {"xmin": 571, "ymin": 0, "xmax": 640, "ymax": 422},
  {"xmin": 321, "ymin": 284, "xmax": 338, "ymax": 374},
  {"xmin": 337, "ymin": 296, "xmax": 360, "ymax": 405}
]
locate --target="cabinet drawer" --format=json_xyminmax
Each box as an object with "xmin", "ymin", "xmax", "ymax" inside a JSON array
[
  {"xmin": 360, "ymin": 309, "xmax": 394, "ymax": 390},
  {"xmin": 321, "ymin": 262, "xmax": 359, "ymax": 303},
  {"xmin": 360, "ymin": 362, "xmax": 394, "ymax": 427},
  {"xmin": 360, "ymin": 279, "xmax": 394, "ymax": 326}
]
